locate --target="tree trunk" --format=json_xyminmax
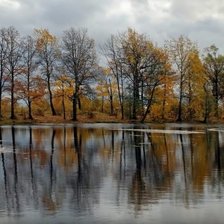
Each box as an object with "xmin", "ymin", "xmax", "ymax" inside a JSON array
[
  {"xmin": 0, "ymin": 66, "xmax": 3, "ymax": 119},
  {"xmin": 117, "ymin": 77, "xmax": 124, "ymax": 119},
  {"xmin": 62, "ymin": 95, "xmax": 66, "ymax": 120},
  {"xmin": 188, "ymin": 74, "xmax": 193, "ymax": 121},
  {"xmin": 10, "ymin": 71, "xmax": 15, "ymax": 119},
  {"xmin": 108, "ymin": 79, "xmax": 114, "ymax": 115},
  {"xmin": 132, "ymin": 80, "xmax": 139, "ymax": 120},
  {"xmin": 49, "ymin": 90, "xmax": 56, "ymax": 116},
  {"xmin": 78, "ymin": 97, "xmax": 81, "ymax": 110},
  {"xmin": 162, "ymin": 81, "xmax": 167, "ymax": 120},
  {"xmin": 101, "ymin": 96, "xmax": 104, "ymax": 113},
  {"xmin": 72, "ymin": 93, "xmax": 77, "ymax": 121},
  {"xmin": 177, "ymin": 74, "xmax": 183, "ymax": 122},
  {"xmin": 110, "ymin": 94, "xmax": 114, "ymax": 115},
  {"xmin": 141, "ymin": 79, "xmax": 144, "ymax": 115},
  {"xmin": 141, "ymin": 86, "xmax": 156, "ymax": 122},
  {"xmin": 0, "ymin": 90, "xmax": 2, "ymax": 119},
  {"xmin": 47, "ymin": 76, "xmax": 56, "ymax": 116},
  {"xmin": 27, "ymin": 68, "xmax": 33, "ymax": 120},
  {"xmin": 215, "ymin": 78, "xmax": 219, "ymax": 118},
  {"xmin": 28, "ymin": 100, "xmax": 33, "ymax": 120}
]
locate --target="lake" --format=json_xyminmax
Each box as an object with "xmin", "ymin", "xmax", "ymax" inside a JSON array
[{"xmin": 0, "ymin": 123, "xmax": 224, "ymax": 224}]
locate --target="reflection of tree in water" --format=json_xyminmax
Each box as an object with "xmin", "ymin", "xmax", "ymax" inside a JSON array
[
  {"xmin": 209, "ymin": 131, "xmax": 224, "ymax": 196},
  {"xmin": 1, "ymin": 125, "xmax": 224, "ymax": 217},
  {"xmin": 0, "ymin": 125, "xmax": 106, "ymax": 216},
  {"xmin": 127, "ymin": 130, "xmax": 173, "ymax": 213}
]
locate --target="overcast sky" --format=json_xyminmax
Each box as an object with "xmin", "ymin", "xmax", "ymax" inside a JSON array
[{"xmin": 0, "ymin": 0, "xmax": 223, "ymax": 50}]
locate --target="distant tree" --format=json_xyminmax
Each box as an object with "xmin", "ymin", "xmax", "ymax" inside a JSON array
[
  {"xmin": 203, "ymin": 45, "xmax": 224, "ymax": 118},
  {"xmin": 62, "ymin": 28, "xmax": 96, "ymax": 121},
  {"xmin": 35, "ymin": 29, "xmax": 60, "ymax": 116},
  {"xmin": 165, "ymin": 36, "xmax": 196, "ymax": 121},
  {"xmin": 96, "ymin": 67, "xmax": 117, "ymax": 115},
  {"xmin": 102, "ymin": 35, "xmax": 125, "ymax": 119},
  {"xmin": 54, "ymin": 74, "xmax": 74, "ymax": 120}
]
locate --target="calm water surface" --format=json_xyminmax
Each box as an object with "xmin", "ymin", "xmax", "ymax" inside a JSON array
[{"xmin": 0, "ymin": 123, "xmax": 224, "ymax": 224}]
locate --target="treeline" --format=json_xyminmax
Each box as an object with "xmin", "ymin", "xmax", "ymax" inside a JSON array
[{"xmin": 0, "ymin": 26, "xmax": 223, "ymax": 122}]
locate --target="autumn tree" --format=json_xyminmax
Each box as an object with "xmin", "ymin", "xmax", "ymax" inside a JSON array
[
  {"xmin": 62, "ymin": 28, "xmax": 96, "ymax": 121},
  {"xmin": 103, "ymin": 29, "xmax": 169, "ymax": 121},
  {"xmin": 149, "ymin": 50, "xmax": 176, "ymax": 121},
  {"xmin": 110, "ymin": 29, "xmax": 167, "ymax": 121},
  {"xmin": 161, "ymin": 60, "xmax": 176, "ymax": 120},
  {"xmin": 5, "ymin": 27, "xmax": 22, "ymax": 119},
  {"xmin": 141, "ymin": 48, "xmax": 171, "ymax": 122},
  {"xmin": 95, "ymin": 69, "xmax": 109, "ymax": 113},
  {"xmin": 203, "ymin": 45, "xmax": 224, "ymax": 119},
  {"xmin": 96, "ymin": 67, "xmax": 117, "ymax": 115},
  {"xmin": 185, "ymin": 51, "xmax": 206, "ymax": 120},
  {"xmin": 166, "ymin": 36, "xmax": 196, "ymax": 121},
  {"xmin": 121, "ymin": 29, "xmax": 147, "ymax": 119},
  {"xmin": 0, "ymin": 28, "xmax": 9, "ymax": 118},
  {"xmin": 54, "ymin": 74, "xmax": 74, "ymax": 119},
  {"xmin": 35, "ymin": 29, "xmax": 60, "ymax": 116}
]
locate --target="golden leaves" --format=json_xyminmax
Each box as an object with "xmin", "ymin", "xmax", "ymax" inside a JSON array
[{"xmin": 34, "ymin": 29, "xmax": 57, "ymax": 51}]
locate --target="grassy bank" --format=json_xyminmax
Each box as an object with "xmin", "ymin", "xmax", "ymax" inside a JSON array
[
  {"xmin": 0, "ymin": 112, "xmax": 222, "ymax": 125},
  {"xmin": 0, "ymin": 112, "xmax": 128, "ymax": 125}
]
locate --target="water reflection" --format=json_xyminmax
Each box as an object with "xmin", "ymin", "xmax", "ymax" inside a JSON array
[{"xmin": 0, "ymin": 124, "xmax": 224, "ymax": 223}]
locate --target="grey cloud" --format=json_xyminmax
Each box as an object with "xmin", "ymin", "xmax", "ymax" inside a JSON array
[{"xmin": 0, "ymin": 0, "xmax": 224, "ymax": 54}]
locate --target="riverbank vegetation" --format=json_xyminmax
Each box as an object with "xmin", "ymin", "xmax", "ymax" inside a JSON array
[{"xmin": 0, "ymin": 26, "xmax": 224, "ymax": 123}]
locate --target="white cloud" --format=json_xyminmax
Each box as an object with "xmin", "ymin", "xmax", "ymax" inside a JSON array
[
  {"xmin": 0, "ymin": 0, "xmax": 20, "ymax": 9},
  {"xmin": 0, "ymin": 0, "xmax": 223, "ymax": 51}
]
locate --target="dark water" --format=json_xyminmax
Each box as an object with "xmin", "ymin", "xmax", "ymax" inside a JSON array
[{"xmin": 0, "ymin": 123, "xmax": 224, "ymax": 224}]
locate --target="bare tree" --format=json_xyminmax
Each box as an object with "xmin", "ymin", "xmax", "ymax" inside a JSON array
[
  {"xmin": 0, "ymin": 28, "xmax": 9, "ymax": 118},
  {"xmin": 203, "ymin": 45, "xmax": 224, "ymax": 118},
  {"xmin": 5, "ymin": 27, "xmax": 22, "ymax": 119},
  {"xmin": 62, "ymin": 28, "xmax": 96, "ymax": 121},
  {"xmin": 20, "ymin": 35, "xmax": 37, "ymax": 119},
  {"xmin": 102, "ymin": 35, "xmax": 125, "ymax": 119}
]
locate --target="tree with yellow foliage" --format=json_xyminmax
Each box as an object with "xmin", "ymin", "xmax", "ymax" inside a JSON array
[
  {"xmin": 184, "ymin": 50, "xmax": 206, "ymax": 120},
  {"xmin": 35, "ymin": 29, "xmax": 60, "ymax": 116},
  {"xmin": 54, "ymin": 74, "xmax": 74, "ymax": 119},
  {"xmin": 165, "ymin": 36, "xmax": 197, "ymax": 121}
]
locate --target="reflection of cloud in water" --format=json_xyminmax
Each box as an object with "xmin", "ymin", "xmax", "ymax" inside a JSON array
[
  {"xmin": 116, "ymin": 129, "xmax": 204, "ymax": 134},
  {"xmin": 0, "ymin": 146, "xmax": 14, "ymax": 153}
]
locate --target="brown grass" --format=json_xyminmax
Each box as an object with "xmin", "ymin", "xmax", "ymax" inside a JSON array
[{"xmin": 0, "ymin": 112, "xmax": 128, "ymax": 125}]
